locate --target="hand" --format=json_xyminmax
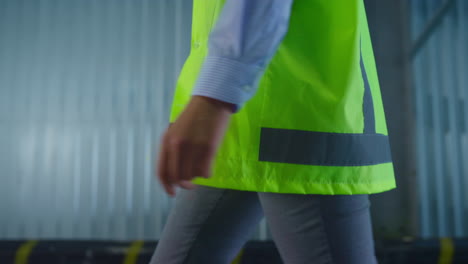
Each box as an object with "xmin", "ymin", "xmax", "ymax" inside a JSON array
[{"xmin": 156, "ymin": 96, "xmax": 233, "ymax": 197}]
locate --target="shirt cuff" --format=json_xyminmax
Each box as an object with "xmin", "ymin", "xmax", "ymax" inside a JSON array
[{"xmin": 191, "ymin": 56, "xmax": 263, "ymax": 113}]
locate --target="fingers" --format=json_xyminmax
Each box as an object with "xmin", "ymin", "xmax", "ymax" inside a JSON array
[
  {"xmin": 157, "ymin": 136, "xmax": 175, "ymax": 197},
  {"xmin": 168, "ymin": 139, "xmax": 200, "ymax": 191},
  {"xmin": 157, "ymin": 125, "xmax": 217, "ymax": 197},
  {"xmin": 193, "ymin": 144, "xmax": 215, "ymax": 179},
  {"xmin": 178, "ymin": 180, "xmax": 197, "ymax": 190},
  {"xmin": 179, "ymin": 140, "xmax": 191, "ymax": 182},
  {"xmin": 167, "ymin": 137, "xmax": 182, "ymax": 195},
  {"xmin": 178, "ymin": 142, "xmax": 197, "ymax": 190},
  {"xmin": 158, "ymin": 135, "xmax": 197, "ymax": 197}
]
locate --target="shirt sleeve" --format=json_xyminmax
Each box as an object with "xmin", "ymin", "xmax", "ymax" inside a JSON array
[{"xmin": 191, "ymin": 0, "xmax": 294, "ymax": 113}]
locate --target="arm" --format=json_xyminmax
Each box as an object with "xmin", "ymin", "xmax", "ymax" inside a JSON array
[{"xmin": 157, "ymin": 0, "xmax": 294, "ymax": 196}]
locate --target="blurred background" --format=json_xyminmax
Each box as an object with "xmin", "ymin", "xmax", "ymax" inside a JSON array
[{"xmin": 0, "ymin": 0, "xmax": 467, "ymax": 263}]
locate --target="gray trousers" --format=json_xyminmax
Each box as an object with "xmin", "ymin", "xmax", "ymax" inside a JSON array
[{"xmin": 149, "ymin": 185, "xmax": 378, "ymax": 264}]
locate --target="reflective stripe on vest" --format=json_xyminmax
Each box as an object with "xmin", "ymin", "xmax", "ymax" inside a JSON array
[{"xmin": 259, "ymin": 128, "xmax": 391, "ymax": 166}]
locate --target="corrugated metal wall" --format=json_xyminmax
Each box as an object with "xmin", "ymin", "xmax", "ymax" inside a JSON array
[
  {"xmin": 410, "ymin": 0, "xmax": 468, "ymax": 238},
  {"xmin": 0, "ymin": 0, "xmax": 270, "ymax": 240},
  {"xmin": 8, "ymin": 0, "xmax": 467, "ymax": 242}
]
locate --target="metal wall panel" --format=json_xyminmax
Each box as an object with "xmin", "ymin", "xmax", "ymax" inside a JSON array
[
  {"xmin": 410, "ymin": 0, "xmax": 468, "ymax": 238},
  {"xmin": 0, "ymin": 0, "xmax": 271, "ymax": 240}
]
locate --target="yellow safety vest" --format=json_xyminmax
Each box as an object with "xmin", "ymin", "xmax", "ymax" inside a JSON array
[{"xmin": 169, "ymin": 0, "xmax": 396, "ymax": 194}]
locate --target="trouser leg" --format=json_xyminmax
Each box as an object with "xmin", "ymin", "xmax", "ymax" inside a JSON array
[
  {"xmin": 258, "ymin": 192, "xmax": 378, "ymax": 264},
  {"xmin": 149, "ymin": 185, "xmax": 264, "ymax": 264}
]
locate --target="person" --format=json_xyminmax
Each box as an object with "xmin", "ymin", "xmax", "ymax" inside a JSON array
[{"xmin": 150, "ymin": 0, "xmax": 396, "ymax": 263}]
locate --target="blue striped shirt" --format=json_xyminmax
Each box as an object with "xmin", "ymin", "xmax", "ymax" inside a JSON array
[{"xmin": 191, "ymin": 0, "xmax": 294, "ymax": 112}]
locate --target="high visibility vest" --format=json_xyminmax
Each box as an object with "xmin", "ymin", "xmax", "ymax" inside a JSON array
[{"xmin": 169, "ymin": 0, "xmax": 396, "ymax": 194}]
